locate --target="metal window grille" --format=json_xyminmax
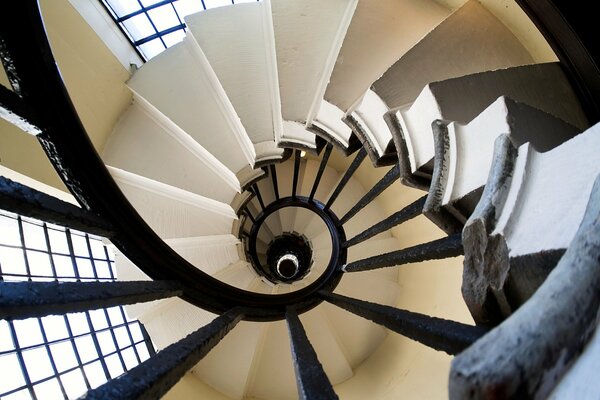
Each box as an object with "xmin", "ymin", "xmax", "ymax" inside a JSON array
[
  {"xmin": 99, "ymin": 0, "xmax": 261, "ymax": 61},
  {"xmin": 0, "ymin": 210, "xmax": 156, "ymax": 400}
]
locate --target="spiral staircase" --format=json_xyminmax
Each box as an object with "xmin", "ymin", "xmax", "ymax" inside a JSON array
[{"xmin": 1, "ymin": 0, "xmax": 600, "ymax": 399}]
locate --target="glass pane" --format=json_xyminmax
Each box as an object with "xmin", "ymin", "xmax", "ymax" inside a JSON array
[
  {"xmin": 205, "ymin": 0, "xmax": 232, "ymax": 10},
  {"xmin": 121, "ymin": 347, "xmax": 138, "ymax": 370},
  {"xmin": 0, "ymin": 354, "xmax": 26, "ymax": 393},
  {"xmin": 61, "ymin": 368, "xmax": 87, "ymax": 399},
  {"xmin": 13, "ymin": 319, "xmax": 44, "ymax": 348},
  {"xmin": 47, "ymin": 229, "xmax": 69, "ymax": 254},
  {"xmin": 114, "ymin": 327, "xmax": 130, "ymax": 350},
  {"xmin": 0, "ymin": 215, "xmax": 22, "ymax": 246},
  {"xmin": 0, "ymin": 247, "xmax": 28, "ymax": 276},
  {"xmin": 129, "ymin": 323, "xmax": 144, "ymax": 343},
  {"xmin": 105, "ymin": 354, "xmax": 124, "ymax": 379},
  {"xmin": 162, "ymin": 29, "xmax": 186, "ymax": 47},
  {"xmin": 33, "ymin": 378, "xmax": 62, "ymax": 400},
  {"xmin": 147, "ymin": 5, "xmax": 180, "ymax": 31},
  {"xmin": 88, "ymin": 310, "xmax": 108, "ymax": 331},
  {"xmin": 136, "ymin": 343, "xmax": 151, "ymax": 362},
  {"xmin": 41, "ymin": 316, "xmax": 69, "ymax": 342},
  {"xmin": 70, "ymin": 234, "xmax": 89, "ymax": 258},
  {"xmin": 67, "ymin": 313, "xmax": 90, "ymax": 336},
  {"xmin": 0, "ymin": 320, "xmax": 15, "ymax": 352},
  {"xmin": 106, "ymin": 307, "xmax": 124, "ymax": 326},
  {"xmin": 76, "ymin": 258, "xmax": 95, "ymax": 279},
  {"xmin": 22, "ymin": 347, "xmax": 54, "ymax": 382},
  {"xmin": 105, "ymin": 0, "xmax": 141, "ymax": 17},
  {"xmin": 89, "ymin": 239, "xmax": 107, "ymax": 260},
  {"xmin": 95, "ymin": 261, "xmax": 112, "ymax": 279},
  {"xmin": 50, "ymin": 341, "xmax": 78, "ymax": 373},
  {"xmin": 22, "ymin": 222, "xmax": 47, "ymax": 251},
  {"xmin": 138, "ymin": 39, "xmax": 165, "ymax": 60},
  {"xmin": 174, "ymin": 0, "xmax": 205, "ymax": 19},
  {"xmin": 53, "ymin": 254, "xmax": 75, "ymax": 279},
  {"xmin": 96, "ymin": 331, "xmax": 116, "ymax": 356},
  {"xmin": 83, "ymin": 361, "xmax": 106, "ymax": 389},
  {"xmin": 75, "ymin": 336, "xmax": 97, "ymax": 364},
  {"xmin": 1, "ymin": 389, "xmax": 32, "ymax": 400},
  {"xmin": 123, "ymin": 14, "xmax": 156, "ymax": 42},
  {"xmin": 26, "ymin": 251, "xmax": 53, "ymax": 278}
]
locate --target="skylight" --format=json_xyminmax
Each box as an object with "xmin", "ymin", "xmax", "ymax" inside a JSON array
[{"xmin": 100, "ymin": 0, "xmax": 260, "ymax": 61}]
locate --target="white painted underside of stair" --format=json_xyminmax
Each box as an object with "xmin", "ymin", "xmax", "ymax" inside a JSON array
[
  {"xmin": 351, "ymin": 89, "xmax": 393, "ymax": 157},
  {"xmin": 281, "ymin": 120, "xmax": 316, "ymax": 150},
  {"xmin": 313, "ymin": 100, "xmax": 353, "ymax": 149},
  {"xmin": 186, "ymin": 1, "xmax": 284, "ymax": 160},
  {"xmin": 107, "ymin": 166, "xmax": 236, "ymax": 239},
  {"xmin": 325, "ymin": 0, "xmax": 449, "ymax": 112},
  {"xmin": 102, "ymin": 97, "xmax": 239, "ymax": 203},
  {"xmin": 397, "ymin": 63, "xmax": 587, "ymax": 173},
  {"xmin": 127, "ymin": 36, "xmax": 254, "ymax": 174},
  {"xmin": 371, "ymin": 0, "xmax": 534, "ymax": 109},
  {"xmin": 272, "ymin": 0, "xmax": 358, "ymax": 124}
]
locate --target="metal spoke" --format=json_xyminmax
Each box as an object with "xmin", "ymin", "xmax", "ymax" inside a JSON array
[
  {"xmin": 321, "ymin": 292, "xmax": 488, "ymax": 355},
  {"xmin": 0, "ymin": 281, "xmax": 182, "ymax": 320},
  {"xmin": 270, "ymin": 165, "xmax": 279, "ymax": 201},
  {"xmin": 81, "ymin": 309, "xmax": 243, "ymax": 400},
  {"xmin": 309, "ymin": 143, "xmax": 334, "ymax": 201},
  {"xmin": 286, "ymin": 308, "xmax": 338, "ymax": 400},
  {"xmin": 292, "ymin": 150, "xmax": 301, "ymax": 199},
  {"xmin": 324, "ymin": 147, "xmax": 367, "ymax": 210},
  {"xmin": 0, "ymin": 177, "xmax": 114, "ymax": 237},
  {"xmin": 345, "ymin": 195, "xmax": 426, "ymax": 247},
  {"xmin": 340, "ymin": 164, "xmax": 400, "ymax": 225},
  {"xmin": 343, "ymin": 233, "xmax": 463, "ymax": 272},
  {"xmin": 252, "ymin": 184, "xmax": 266, "ymax": 211}
]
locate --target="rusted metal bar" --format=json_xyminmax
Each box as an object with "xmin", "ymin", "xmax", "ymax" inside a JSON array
[
  {"xmin": 343, "ymin": 233, "xmax": 463, "ymax": 272},
  {"xmin": 345, "ymin": 195, "xmax": 426, "ymax": 247},
  {"xmin": 309, "ymin": 143, "xmax": 333, "ymax": 201},
  {"xmin": 0, "ymin": 281, "xmax": 182, "ymax": 320},
  {"xmin": 324, "ymin": 147, "xmax": 367, "ymax": 210},
  {"xmin": 80, "ymin": 309, "xmax": 244, "ymax": 400},
  {"xmin": 286, "ymin": 307, "xmax": 338, "ymax": 400},
  {"xmin": 321, "ymin": 292, "xmax": 488, "ymax": 355},
  {"xmin": 339, "ymin": 164, "xmax": 400, "ymax": 225},
  {"xmin": 0, "ymin": 177, "xmax": 114, "ymax": 237}
]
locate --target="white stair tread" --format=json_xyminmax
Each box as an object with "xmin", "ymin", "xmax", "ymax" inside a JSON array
[
  {"xmin": 192, "ymin": 321, "xmax": 266, "ymax": 400},
  {"xmin": 108, "ymin": 166, "xmax": 236, "ymax": 239},
  {"xmin": 246, "ymin": 321, "xmax": 296, "ymax": 400},
  {"xmin": 272, "ymin": 0, "xmax": 358, "ymax": 123},
  {"xmin": 102, "ymin": 97, "xmax": 239, "ymax": 203},
  {"xmin": 212, "ymin": 260, "xmax": 260, "ymax": 290},
  {"xmin": 164, "ymin": 235, "xmax": 241, "ymax": 277},
  {"xmin": 140, "ymin": 298, "xmax": 217, "ymax": 350},
  {"xmin": 128, "ymin": 36, "xmax": 254, "ymax": 174},
  {"xmin": 186, "ymin": 1, "xmax": 283, "ymax": 161}
]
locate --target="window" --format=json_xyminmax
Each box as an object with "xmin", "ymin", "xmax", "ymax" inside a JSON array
[
  {"xmin": 0, "ymin": 211, "xmax": 155, "ymax": 400},
  {"xmin": 100, "ymin": 0, "xmax": 260, "ymax": 60}
]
